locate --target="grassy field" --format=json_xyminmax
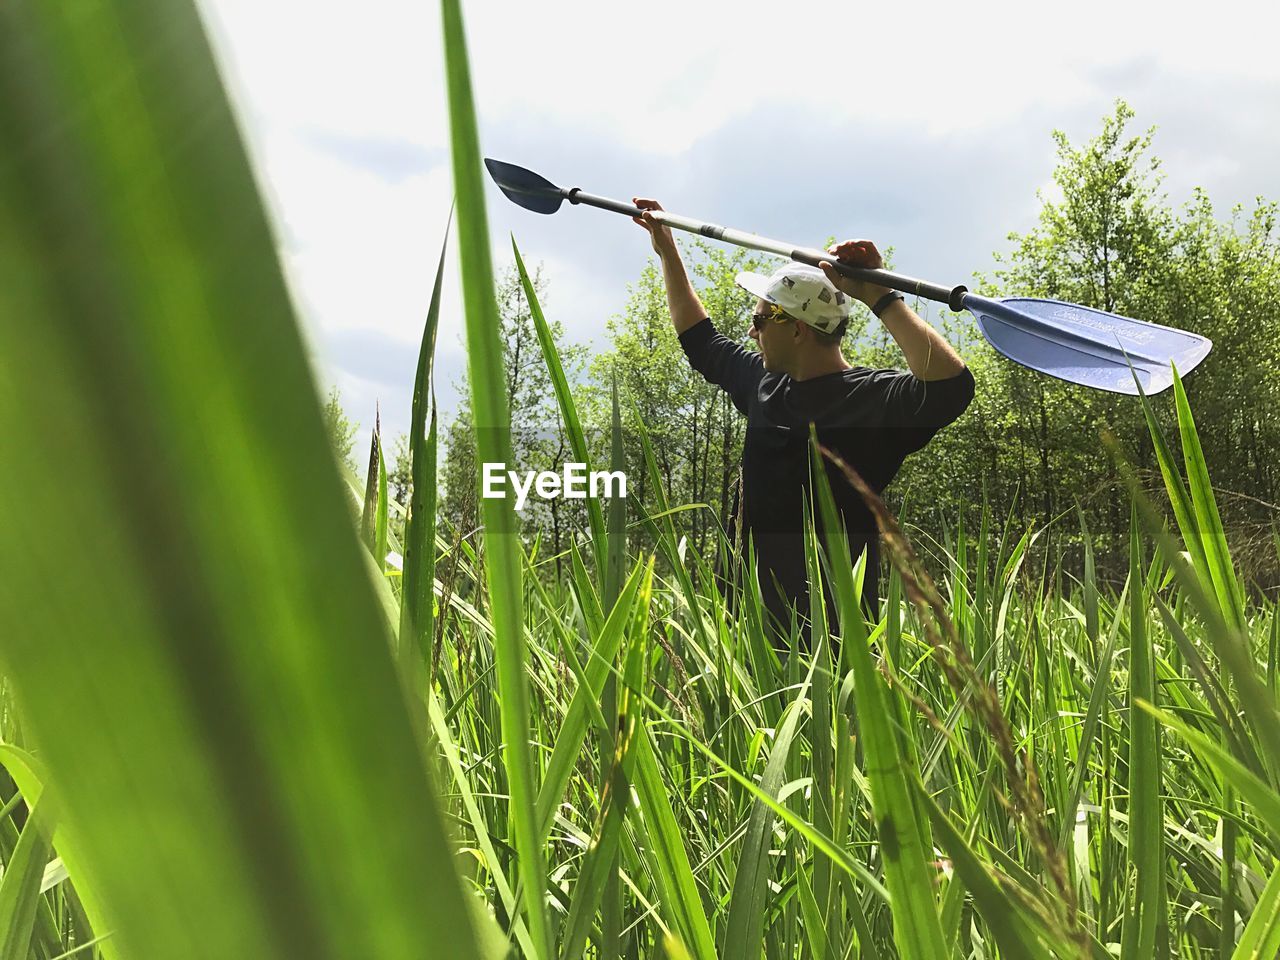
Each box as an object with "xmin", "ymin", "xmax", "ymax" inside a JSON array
[{"xmin": 2, "ymin": 1, "xmax": 1278, "ymax": 959}]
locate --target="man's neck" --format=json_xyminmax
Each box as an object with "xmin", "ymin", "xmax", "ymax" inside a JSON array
[{"xmin": 788, "ymin": 349, "xmax": 851, "ymax": 382}]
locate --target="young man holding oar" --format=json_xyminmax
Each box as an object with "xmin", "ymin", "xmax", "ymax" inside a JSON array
[{"xmin": 632, "ymin": 199, "xmax": 975, "ymax": 650}]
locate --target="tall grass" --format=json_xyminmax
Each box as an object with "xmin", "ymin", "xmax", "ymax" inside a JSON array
[
  {"xmin": 0, "ymin": 0, "xmax": 493, "ymax": 957},
  {"xmin": 2, "ymin": 1, "xmax": 1279, "ymax": 959}
]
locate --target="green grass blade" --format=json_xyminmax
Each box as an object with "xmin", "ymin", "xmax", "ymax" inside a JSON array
[
  {"xmin": 795, "ymin": 862, "xmax": 831, "ymax": 960},
  {"xmin": 600, "ymin": 372, "xmax": 629, "ymax": 958},
  {"xmin": 802, "ymin": 502, "xmax": 836, "ymax": 946},
  {"xmin": 1170, "ymin": 369, "xmax": 1247, "ymax": 631},
  {"xmin": 399, "ymin": 217, "xmax": 449, "ymax": 666},
  {"xmin": 535, "ymin": 563, "xmax": 646, "ymax": 845},
  {"xmin": 810, "ymin": 434, "xmax": 947, "ymax": 960},
  {"xmin": 440, "ymin": 0, "xmax": 550, "ymax": 954},
  {"xmin": 425, "ymin": 689, "xmax": 536, "ymax": 958},
  {"xmin": 511, "ymin": 235, "xmax": 606, "ymax": 579},
  {"xmin": 605, "ymin": 374, "xmax": 628, "ymax": 606},
  {"xmin": 46, "ymin": 933, "xmax": 114, "ymax": 960},
  {"xmin": 568, "ymin": 540, "xmax": 606, "ymax": 637},
  {"xmin": 916, "ymin": 783, "xmax": 1049, "ymax": 960},
  {"xmin": 1152, "ymin": 595, "xmax": 1257, "ymax": 769},
  {"xmin": 1132, "ymin": 370, "xmax": 1211, "ymax": 591},
  {"xmin": 0, "ymin": 796, "xmax": 53, "ymax": 960},
  {"xmin": 1106, "ymin": 435, "xmax": 1280, "ymax": 777},
  {"xmin": 630, "ymin": 405, "xmax": 726, "ymax": 669},
  {"xmin": 1079, "ymin": 506, "xmax": 1099, "ymax": 644},
  {"xmin": 1121, "ymin": 509, "xmax": 1164, "ymax": 958},
  {"xmin": 632, "ymin": 726, "xmax": 718, "ymax": 960},
  {"xmin": 1233, "ymin": 861, "xmax": 1280, "ymax": 960},
  {"xmin": 1138, "ymin": 701, "xmax": 1280, "ymax": 838},
  {"xmin": 0, "ymin": 748, "xmax": 118, "ymax": 960},
  {"xmin": 662, "ymin": 932, "xmax": 695, "ymax": 960},
  {"xmin": 525, "ymin": 550, "xmax": 610, "ymax": 737},
  {"xmin": 404, "ymin": 408, "xmax": 439, "ymax": 667},
  {"xmin": 1057, "ymin": 577, "xmax": 1127, "ymax": 850},
  {"xmin": 361, "ymin": 412, "xmax": 382, "ymax": 553},
  {"xmin": 557, "ymin": 721, "xmax": 633, "ymax": 960},
  {"xmin": 1270, "ymin": 593, "xmax": 1279, "ymax": 701},
  {"xmin": 0, "ymin": 0, "xmax": 490, "ymax": 955},
  {"xmin": 721, "ymin": 650, "xmax": 817, "ymax": 959},
  {"xmin": 607, "ymin": 638, "xmax": 890, "ymax": 905},
  {"xmin": 1110, "ymin": 419, "xmax": 1277, "ymax": 958},
  {"xmin": 558, "ymin": 562, "xmax": 653, "ymax": 960},
  {"xmin": 375, "ymin": 430, "xmax": 389, "ymax": 572}
]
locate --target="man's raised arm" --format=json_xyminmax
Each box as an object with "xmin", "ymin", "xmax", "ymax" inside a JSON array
[
  {"xmin": 632, "ymin": 198, "xmax": 707, "ymax": 335},
  {"xmin": 819, "ymin": 239, "xmax": 967, "ymax": 382},
  {"xmin": 631, "ymin": 198, "xmax": 764, "ymax": 415}
]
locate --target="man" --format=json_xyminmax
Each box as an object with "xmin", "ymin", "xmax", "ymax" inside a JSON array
[{"xmin": 632, "ymin": 198, "xmax": 974, "ymax": 649}]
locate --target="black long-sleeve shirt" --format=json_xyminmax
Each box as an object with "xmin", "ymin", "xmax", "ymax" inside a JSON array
[{"xmin": 678, "ymin": 317, "xmax": 975, "ymax": 641}]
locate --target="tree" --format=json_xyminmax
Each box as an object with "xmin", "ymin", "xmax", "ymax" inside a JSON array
[
  {"xmin": 388, "ymin": 432, "xmax": 412, "ymax": 504},
  {"xmin": 1161, "ymin": 191, "xmax": 1280, "ymax": 578},
  {"xmin": 439, "ymin": 260, "xmax": 588, "ymax": 571},
  {"xmin": 441, "ymin": 406, "xmax": 478, "ymax": 538},
  {"xmin": 990, "ymin": 101, "xmax": 1176, "ymax": 544},
  {"xmin": 321, "ymin": 385, "xmax": 359, "ymax": 475},
  {"xmin": 387, "ymin": 431, "xmax": 412, "ymax": 545},
  {"xmin": 905, "ymin": 99, "xmax": 1280, "ymax": 586}
]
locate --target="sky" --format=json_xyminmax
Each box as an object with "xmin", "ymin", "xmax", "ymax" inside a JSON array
[{"xmin": 201, "ymin": 0, "xmax": 1280, "ymax": 454}]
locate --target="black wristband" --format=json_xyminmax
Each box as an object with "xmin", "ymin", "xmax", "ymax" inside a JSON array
[{"xmin": 871, "ymin": 291, "xmax": 905, "ymax": 318}]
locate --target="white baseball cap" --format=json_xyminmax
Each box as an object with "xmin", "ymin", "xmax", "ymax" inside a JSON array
[{"xmin": 735, "ymin": 262, "xmax": 852, "ymax": 335}]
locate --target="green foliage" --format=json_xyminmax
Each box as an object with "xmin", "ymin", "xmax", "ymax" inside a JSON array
[
  {"xmin": 389, "ymin": 432, "xmax": 413, "ymax": 506},
  {"xmin": 321, "ymin": 385, "xmax": 360, "ymax": 474},
  {"xmin": 441, "ymin": 260, "xmax": 588, "ymax": 568},
  {"xmin": 0, "ymin": 799, "xmax": 53, "ymax": 960},
  {"xmin": 5, "ymin": 3, "xmax": 1280, "ymax": 958},
  {"xmin": 896, "ymin": 100, "xmax": 1280, "ymax": 588},
  {"xmin": 441, "ymin": 404, "xmax": 480, "ymax": 535},
  {"xmin": 0, "ymin": 0, "xmax": 492, "ymax": 957},
  {"xmin": 514, "ymin": 236, "xmax": 609, "ymax": 583},
  {"xmin": 441, "ymin": 0, "xmax": 550, "ymax": 953},
  {"xmin": 995, "ymin": 101, "xmax": 1175, "ymax": 312},
  {"xmin": 399, "ymin": 220, "xmax": 449, "ymax": 674}
]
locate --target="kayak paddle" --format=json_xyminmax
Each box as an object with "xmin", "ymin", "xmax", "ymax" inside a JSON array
[{"xmin": 484, "ymin": 158, "xmax": 1211, "ymax": 395}]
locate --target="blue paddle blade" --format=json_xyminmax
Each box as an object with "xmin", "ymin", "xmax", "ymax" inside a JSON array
[
  {"xmin": 963, "ymin": 294, "xmax": 1212, "ymax": 395},
  {"xmin": 483, "ymin": 158, "xmax": 565, "ymax": 214}
]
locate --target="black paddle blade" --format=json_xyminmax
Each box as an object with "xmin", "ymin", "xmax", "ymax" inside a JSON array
[{"xmin": 484, "ymin": 158, "xmax": 564, "ymax": 214}]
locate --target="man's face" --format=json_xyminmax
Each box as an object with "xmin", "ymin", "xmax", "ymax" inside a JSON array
[{"xmin": 749, "ymin": 297, "xmax": 798, "ymax": 373}]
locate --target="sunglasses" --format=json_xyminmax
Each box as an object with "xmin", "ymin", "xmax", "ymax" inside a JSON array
[{"xmin": 750, "ymin": 303, "xmax": 792, "ymax": 330}]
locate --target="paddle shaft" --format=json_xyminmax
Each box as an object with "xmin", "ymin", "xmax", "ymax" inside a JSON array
[{"xmin": 564, "ymin": 187, "xmax": 968, "ymax": 311}]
